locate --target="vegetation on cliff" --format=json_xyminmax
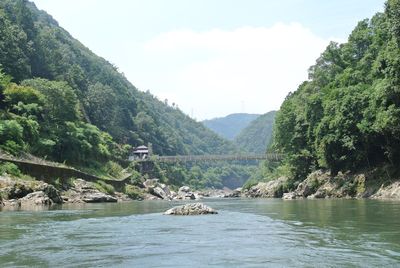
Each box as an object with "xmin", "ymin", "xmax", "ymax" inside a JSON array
[
  {"xmin": 0, "ymin": 0, "xmax": 237, "ymax": 170},
  {"xmin": 272, "ymin": 0, "xmax": 400, "ymax": 182}
]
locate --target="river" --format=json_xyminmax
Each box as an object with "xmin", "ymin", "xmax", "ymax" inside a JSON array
[{"xmin": 1, "ymin": 199, "xmax": 400, "ymax": 267}]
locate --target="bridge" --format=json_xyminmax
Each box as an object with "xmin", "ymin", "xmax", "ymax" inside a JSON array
[{"xmin": 134, "ymin": 153, "xmax": 283, "ymax": 163}]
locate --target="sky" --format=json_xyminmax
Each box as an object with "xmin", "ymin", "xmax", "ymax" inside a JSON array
[{"xmin": 31, "ymin": 0, "xmax": 385, "ymax": 120}]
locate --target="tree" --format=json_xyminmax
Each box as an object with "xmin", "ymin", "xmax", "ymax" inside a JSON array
[{"xmin": 22, "ymin": 78, "xmax": 80, "ymax": 123}]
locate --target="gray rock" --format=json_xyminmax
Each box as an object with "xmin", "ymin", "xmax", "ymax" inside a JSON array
[
  {"xmin": 164, "ymin": 203, "xmax": 218, "ymax": 215},
  {"xmin": 224, "ymin": 188, "xmax": 241, "ymax": 198},
  {"xmin": 178, "ymin": 186, "xmax": 190, "ymax": 193},
  {"xmin": 63, "ymin": 179, "xmax": 117, "ymax": 203},
  {"xmin": 244, "ymin": 177, "xmax": 287, "ymax": 198},
  {"xmin": 3, "ymin": 199, "xmax": 20, "ymax": 207},
  {"xmin": 0, "ymin": 176, "xmax": 62, "ymax": 205},
  {"xmin": 283, "ymin": 192, "xmax": 297, "ymax": 200},
  {"xmin": 152, "ymin": 186, "xmax": 171, "ymax": 200},
  {"xmin": 371, "ymin": 182, "xmax": 400, "ymax": 199},
  {"xmin": 35, "ymin": 184, "xmax": 63, "ymax": 204},
  {"xmin": 143, "ymin": 179, "xmax": 159, "ymax": 189},
  {"xmin": 20, "ymin": 191, "xmax": 53, "ymax": 206},
  {"xmin": 82, "ymin": 192, "xmax": 117, "ymax": 203}
]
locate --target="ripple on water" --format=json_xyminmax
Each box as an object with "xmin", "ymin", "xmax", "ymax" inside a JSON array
[{"xmin": 1, "ymin": 200, "xmax": 400, "ymax": 267}]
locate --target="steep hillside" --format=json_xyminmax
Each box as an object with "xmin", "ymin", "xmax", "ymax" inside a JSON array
[
  {"xmin": 202, "ymin": 113, "xmax": 260, "ymax": 140},
  {"xmin": 0, "ymin": 0, "xmax": 236, "ymax": 165},
  {"xmin": 235, "ymin": 111, "xmax": 276, "ymax": 154},
  {"xmin": 273, "ymin": 0, "xmax": 400, "ymax": 180}
]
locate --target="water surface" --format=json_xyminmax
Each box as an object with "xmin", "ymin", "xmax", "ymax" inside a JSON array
[{"xmin": 1, "ymin": 199, "xmax": 400, "ymax": 267}]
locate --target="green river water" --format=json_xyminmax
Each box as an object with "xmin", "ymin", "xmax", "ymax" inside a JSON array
[{"xmin": 1, "ymin": 198, "xmax": 399, "ymax": 267}]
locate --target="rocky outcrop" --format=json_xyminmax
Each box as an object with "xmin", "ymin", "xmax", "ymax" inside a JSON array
[
  {"xmin": 371, "ymin": 182, "xmax": 400, "ymax": 199},
  {"xmin": 142, "ymin": 179, "xmax": 173, "ymax": 200},
  {"xmin": 62, "ymin": 179, "xmax": 117, "ymax": 203},
  {"xmin": 164, "ymin": 203, "xmax": 218, "ymax": 215},
  {"xmin": 20, "ymin": 191, "xmax": 53, "ymax": 206},
  {"xmin": 0, "ymin": 176, "xmax": 62, "ymax": 208},
  {"xmin": 175, "ymin": 186, "xmax": 199, "ymax": 200},
  {"xmin": 242, "ymin": 177, "xmax": 287, "ymax": 198},
  {"xmin": 281, "ymin": 170, "xmax": 400, "ymax": 200},
  {"xmin": 282, "ymin": 171, "xmax": 357, "ymax": 200},
  {"xmin": 224, "ymin": 187, "xmax": 242, "ymax": 198},
  {"xmin": 142, "ymin": 181, "xmax": 202, "ymax": 201}
]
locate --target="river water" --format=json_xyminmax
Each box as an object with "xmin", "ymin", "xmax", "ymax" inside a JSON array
[{"xmin": 1, "ymin": 199, "xmax": 400, "ymax": 267}]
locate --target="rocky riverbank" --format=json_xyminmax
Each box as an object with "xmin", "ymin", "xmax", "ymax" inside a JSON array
[
  {"xmin": 240, "ymin": 169, "xmax": 400, "ymax": 200},
  {"xmin": 0, "ymin": 176, "xmax": 63, "ymax": 209},
  {"xmin": 0, "ymin": 175, "xmax": 223, "ymax": 210}
]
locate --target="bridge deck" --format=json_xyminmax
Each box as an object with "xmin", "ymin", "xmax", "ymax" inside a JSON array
[{"xmin": 135, "ymin": 154, "xmax": 283, "ymax": 163}]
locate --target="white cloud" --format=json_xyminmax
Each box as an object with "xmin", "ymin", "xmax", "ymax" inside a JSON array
[{"xmin": 125, "ymin": 23, "xmax": 332, "ymax": 120}]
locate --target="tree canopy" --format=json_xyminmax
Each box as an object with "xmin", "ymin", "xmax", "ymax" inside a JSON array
[{"xmin": 273, "ymin": 1, "xmax": 400, "ymax": 180}]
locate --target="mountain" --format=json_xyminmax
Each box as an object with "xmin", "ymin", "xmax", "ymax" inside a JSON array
[
  {"xmin": 234, "ymin": 111, "xmax": 276, "ymax": 154},
  {"xmin": 202, "ymin": 113, "xmax": 260, "ymax": 140},
  {"xmin": 0, "ymin": 0, "xmax": 237, "ymax": 166},
  {"xmin": 273, "ymin": 0, "xmax": 400, "ymax": 179}
]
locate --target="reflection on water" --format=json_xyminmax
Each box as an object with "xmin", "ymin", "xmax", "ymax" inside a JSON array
[{"xmin": 1, "ymin": 199, "xmax": 400, "ymax": 267}]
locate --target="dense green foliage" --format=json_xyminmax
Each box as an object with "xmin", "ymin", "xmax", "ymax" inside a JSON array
[
  {"xmin": 203, "ymin": 113, "xmax": 260, "ymax": 140},
  {"xmin": 273, "ymin": 0, "xmax": 400, "ymax": 180},
  {"xmin": 152, "ymin": 161, "xmax": 258, "ymax": 190},
  {"xmin": 0, "ymin": 0, "xmax": 236, "ymax": 169},
  {"xmin": 234, "ymin": 111, "xmax": 276, "ymax": 154}
]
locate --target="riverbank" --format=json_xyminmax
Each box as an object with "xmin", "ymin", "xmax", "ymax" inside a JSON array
[
  {"xmin": 0, "ymin": 174, "xmax": 232, "ymax": 210},
  {"xmin": 242, "ymin": 168, "xmax": 400, "ymax": 200}
]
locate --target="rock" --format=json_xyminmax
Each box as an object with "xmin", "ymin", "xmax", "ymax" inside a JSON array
[
  {"xmin": 0, "ymin": 176, "xmax": 63, "ymax": 205},
  {"xmin": 286, "ymin": 171, "xmax": 330, "ymax": 199},
  {"xmin": 143, "ymin": 179, "xmax": 159, "ymax": 189},
  {"xmin": 283, "ymin": 192, "xmax": 297, "ymax": 200},
  {"xmin": 3, "ymin": 199, "xmax": 20, "ymax": 207},
  {"xmin": 244, "ymin": 177, "xmax": 287, "ymax": 198},
  {"xmin": 82, "ymin": 192, "xmax": 117, "ymax": 203},
  {"xmin": 225, "ymin": 187, "xmax": 241, "ymax": 198},
  {"xmin": 149, "ymin": 183, "xmax": 172, "ymax": 200},
  {"xmin": 152, "ymin": 186, "xmax": 171, "ymax": 200},
  {"xmin": 142, "ymin": 179, "xmax": 175, "ymax": 200},
  {"xmin": 62, "ymin": 179, "xmax": 117, "ymax": 203},
  {"xmin": 164, "ymin": 203, "xmax": 218, "ymax": 215},
  {"xmin": 371, "ymin": 182, "xmax": 400, "ymax": 199},
  {"xmin": 20, "ymin": 191, "xmax": 53, "ymax": 206},
  {"xmin": 178, "ymin": 186, "xmax": 190, "ymax": 193},
  {"xmin": 114, "ymin": 192, "xmax": 132, "ymax": 202},
  {"xmin": 34, "ymin": 183, "xmax": 63, "ymax": 204},
  {"xmin": 144, "ymin": 194, "xmax": 161, "ymax": 200}
]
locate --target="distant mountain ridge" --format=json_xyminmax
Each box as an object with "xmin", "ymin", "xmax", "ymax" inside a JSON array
[
  {"xmin": 234, "ymin": 111, "xmax": 276, "ymax": 154},
  {"xmin": 202, "ymin": 113, "xmax": 260, "ymax": 140}
]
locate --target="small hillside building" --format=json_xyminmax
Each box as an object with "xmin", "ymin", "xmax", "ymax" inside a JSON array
[{"xmin": 129, "ymin": 145, "xmax": 149, "ymax": 161}]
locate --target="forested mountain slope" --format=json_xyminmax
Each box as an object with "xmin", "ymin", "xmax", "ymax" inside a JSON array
[
  {"xmin": 0, "ymin": 0, "xmax": 236, "ymax": 166},
  {"xmin": 202, "ymin": 113, "xmax": 260, "ymax": 140},
  {"xmin": 235, "ymin": 111, "xmax": 276, "ymax": 154},
  {"xmin": 273, "ymin": 0, "xmax": 400, "ymax": 180}
]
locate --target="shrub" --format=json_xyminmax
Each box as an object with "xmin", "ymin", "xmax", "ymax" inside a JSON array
[
  {"xmin": 94, "ymin": 180, "xmax": 115, "ymax": 195},
  {"xmin": 103, "ymin": 161, "xmax": 124, "ymax": 178},
  {"xmin": 124, "ymin": 185, "xmax": 144, "ymax": 200},
  {"xmin": 0, "ymin": 161, "xmax": 21, "ymax": 177}
]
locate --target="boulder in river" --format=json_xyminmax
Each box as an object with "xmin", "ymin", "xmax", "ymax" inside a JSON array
[{"xmin": 164, "ymin": 202, "xmax": 218, "ymax": 215}]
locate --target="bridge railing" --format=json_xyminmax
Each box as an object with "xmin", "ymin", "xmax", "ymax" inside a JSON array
[{"xmin": 134, "ymin": 153, "xmax": 284, "ymax": 163}]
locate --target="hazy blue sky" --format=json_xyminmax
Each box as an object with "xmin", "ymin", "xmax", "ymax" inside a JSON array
[{"xmin": 32, "ymin": 0, "xmax": 385, "ymax": 120}]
